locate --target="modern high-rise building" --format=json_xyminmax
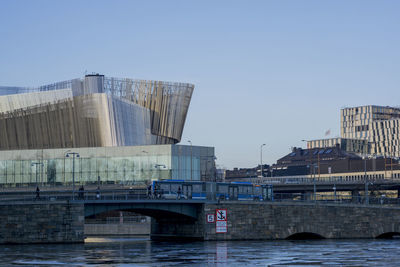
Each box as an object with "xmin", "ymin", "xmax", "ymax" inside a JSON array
[
  {"xmin": 0, "ymin": 74, "xmax": 216, "ymax": 186},
  {"xmin": 341, "ymin": 105, "xmax": 400, "ymax": 156},
  {"xmin": 307, "ymin": 105, "xmax": 400, "ymax": 157}
]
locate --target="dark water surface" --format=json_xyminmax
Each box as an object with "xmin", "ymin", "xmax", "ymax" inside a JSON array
[{"xmin": 1, "ymin": 237, "xmax": 400, "ymax": 266}]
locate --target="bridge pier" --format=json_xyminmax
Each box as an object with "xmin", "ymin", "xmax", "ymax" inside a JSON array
[{"xmin": 0, "ymin": 201, "xmax": 84, "ymax": 244}]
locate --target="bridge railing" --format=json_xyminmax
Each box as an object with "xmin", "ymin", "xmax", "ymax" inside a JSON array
[
  {"xmin": 0, "ymin": 189, "xmax": 150, "ymax": 202},
  {"xmin": 261, "ymin": 176, "xmax": 400, "ymax": 185},
  {"xmin": 273, "ymin": 192, "xmax": 400, "ymax": 206},
  {"xmin": 0, "ymin": 189, "xmax": 400, "ymax": 207}
]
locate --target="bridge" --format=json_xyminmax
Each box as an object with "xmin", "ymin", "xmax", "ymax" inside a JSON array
[
  {"xmin": 2, "ymin": 186, "xmax": 400, "ymax": 243},
  {"xmin": 262, "ymin": 177, "xmax": 400, "ymax": 198}
]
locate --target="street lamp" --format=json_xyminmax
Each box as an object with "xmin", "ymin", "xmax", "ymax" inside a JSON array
[
  {"xmin": 31, "ymin": 162, "xmax": 43, "ymax": 188},
  {"xmin": 313, "ymin": 163, "xmax": 317, "ymax": 201},
  {"xmin": 188, "ymin": 140, "xmax": 193, "ymax": 181},
  {"xmin": 260, "ymin": 144, "xmax": 266, "ymax": 178},
  {"xmin": 65, "ymin": 151, "xmax": 80, "ymax": 200}
]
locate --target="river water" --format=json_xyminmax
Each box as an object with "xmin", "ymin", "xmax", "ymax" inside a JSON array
[{"xmin": 1, "ymin": 237, "xmax": 400, "ymax": 266}]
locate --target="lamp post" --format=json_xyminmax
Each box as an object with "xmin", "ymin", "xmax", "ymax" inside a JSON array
[
  {"xmin": 313, "ymin": 163, "xmax": 317, "ymax": 201},
  {"xmin": 31, "ymin": 162, "xmax": 43, "ymax": 188},
  {"xmin": 65, "ymin": 151, "xmax": 80, "ymax": 200},
  {"xmin": 260, "ymin": 144, "xmax": 266, "ymax": 179},
  {"xmin": 188, "ymin": 140, "xmax": 193, "ymax": 181}
]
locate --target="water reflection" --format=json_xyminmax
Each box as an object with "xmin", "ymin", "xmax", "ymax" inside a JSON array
[{"xmin": 0, "ymin": 237, "xmax": 400, "ymax": 266}]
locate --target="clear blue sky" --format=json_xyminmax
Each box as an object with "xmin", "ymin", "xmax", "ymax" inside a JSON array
[{"xmin": 1, "ymin": 0, "xmax": 400, "ymax": 169}]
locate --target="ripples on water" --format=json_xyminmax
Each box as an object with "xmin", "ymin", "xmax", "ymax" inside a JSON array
[{"xmin": 1, "ymin": 237, "xmax": 400, "ymax": 266}]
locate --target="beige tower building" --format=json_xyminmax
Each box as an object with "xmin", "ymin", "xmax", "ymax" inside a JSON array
[{"xmin": 341, "ymin": 105, "xmax": 400, "ymax": 156}]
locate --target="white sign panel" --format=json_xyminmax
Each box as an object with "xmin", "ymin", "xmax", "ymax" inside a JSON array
[
  {"xmin": 216, "ymin": 221, "xmax": 227, "ymax": 233},
  {"xmin": 207, "ymin": 214, "xmax": 215, "ymax": 223}
]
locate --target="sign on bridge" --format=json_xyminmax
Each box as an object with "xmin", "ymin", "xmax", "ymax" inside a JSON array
[{"xmin": 216, "ymin": 209, "xmax": 227, "ymax": 233}]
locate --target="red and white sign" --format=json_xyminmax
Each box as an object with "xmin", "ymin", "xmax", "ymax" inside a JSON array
[
  {"xmin": 207, "ymin": 214, "xmax": 215, "ymax": 223},
  {"xmin": 216, "ymin": 209, "xmax": 227, "ymax": 233}
]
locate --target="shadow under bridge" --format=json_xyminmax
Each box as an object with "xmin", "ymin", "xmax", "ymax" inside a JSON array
[{"xmin": 84, "ymin": 200, "xmax": 202, "ymax": 219}]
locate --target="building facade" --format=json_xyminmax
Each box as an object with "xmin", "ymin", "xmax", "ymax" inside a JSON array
[
  {"xmin": 307, "ymin": 138, "xmax": 368, "ymax": 154},
  {"xmin": 341, "ymin": 105, "xmax": 400, "ymax": 157},
  {"xmin": 0, "ymin": 74, "xmax": 216, "ymax": 186},
  {"xmin": 307, "ymin": 105, "xmax": 400, "ymax": 157},
  {"xmin": 0, "ymin": 74, "xmax": 194, "ymax": 150},
  {"xmin": 0, "ymin": 145, "xmax": 215, "ymax": 187}
]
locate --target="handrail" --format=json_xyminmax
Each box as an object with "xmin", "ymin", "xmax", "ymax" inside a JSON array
[{"xmin": 0, "ymin": 189, "xmax": 398, "ymax": 207}]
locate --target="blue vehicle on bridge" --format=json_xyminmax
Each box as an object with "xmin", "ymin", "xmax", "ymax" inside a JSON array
[{"xmin": 152, "ymin": 180, "xmax": 273, "ymax": 201}]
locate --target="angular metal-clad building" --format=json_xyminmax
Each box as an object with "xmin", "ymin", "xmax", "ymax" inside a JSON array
[{"xmin": 0, "ymin": 74, "xmax": 194, "ymax": 150}]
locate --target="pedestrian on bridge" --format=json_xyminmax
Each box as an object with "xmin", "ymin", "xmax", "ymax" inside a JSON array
[
  {"xmin": 147, "ymin": 184, "xmax": 152, "ymax": 199},
  {"xmin": 79, "ymin": 186, "xmax": 84, "ymax": 200},
  {"xmin": 35, "ymin": 186, "xmax": 40, "ymax": 200},
  {"xmin": 177, "ymin": 186, "xmax": 182, "ymax": 200}
]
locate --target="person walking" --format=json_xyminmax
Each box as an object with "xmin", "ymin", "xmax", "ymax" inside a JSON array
[
  {"xmin": 177, "ymin": 186, "xmax": 182, "ymax": 200},
  {"xmin": 147, "ymin": 184, "xmax": 152, "ymax": 199},
  {"xmin": 79, "ymin": 186, "xmax": 84, "ymax": 200},
  {"xmin": 35, "ymin": 186, "xmax": 40, "ymax": 200}
]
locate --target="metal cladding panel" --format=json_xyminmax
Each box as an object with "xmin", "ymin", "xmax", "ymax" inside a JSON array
[
  {"xmin": 0, "ymin": 93, "xmax": 113, "ymax": 150},
  {"xmin": 84, "ymin": 75, "xmax": 104, "ymax": 94},
  {"xmin": 108, "ymin": 96, "xmax": 154, "ymax": 146},
  {"xmin": 0, "ymin": 89, "xmax": 72, "ymax": 113},
  {"xmin": 0, "ymin": 75, "xmax": 194, "ymax": 150},
  {"xmin": 104, "ymin": 78, "xmax": 194, "ymax": 143}
]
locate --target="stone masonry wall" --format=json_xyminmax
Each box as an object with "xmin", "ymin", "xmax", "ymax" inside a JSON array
[
  {"xmin": 0, "ymin": 201, "xmax": 84, "ymax": 244},
  {"xmin": 203, "ymin": 202, "xmax": 400, "ymax": 240}
]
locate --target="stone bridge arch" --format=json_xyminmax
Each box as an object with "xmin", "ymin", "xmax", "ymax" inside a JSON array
[
  {"xmin": 286, "ymin": 232, "xmax": 325, "ymax": 240},
  {"xmin": 375, "ymin": 232, "xmax": 400, "ymax": 239},
  {"xmin": 84, "ymin": 201, "xmax": 200, "ymax": 220},
  {"xmin": 84, "ymin": 201, "xmax": 205, "ymax": 240}
]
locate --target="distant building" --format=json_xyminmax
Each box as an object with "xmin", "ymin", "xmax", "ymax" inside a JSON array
[
  {"xmin": 272, "ymin": 145, "xmax": 399, "ymax": 177},
  {"xmin": 341, "ymin": 105, "xmax": 400, "ymax": 157},
  {"xmin": 307, "ymin": 105, "xmax": 400, "ymax": 157},
  {"xmin": 307, "ymin": 138, "xmax": 368, "ymax": 154},
  {"xmin": 225, "ymin": 164, "xmax": 269, "ymax": 181}
]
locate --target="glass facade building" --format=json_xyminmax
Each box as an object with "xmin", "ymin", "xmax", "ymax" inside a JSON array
[{"xmin": 0, "ymin": 145, "xmax": 215, "ymax": 187}]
